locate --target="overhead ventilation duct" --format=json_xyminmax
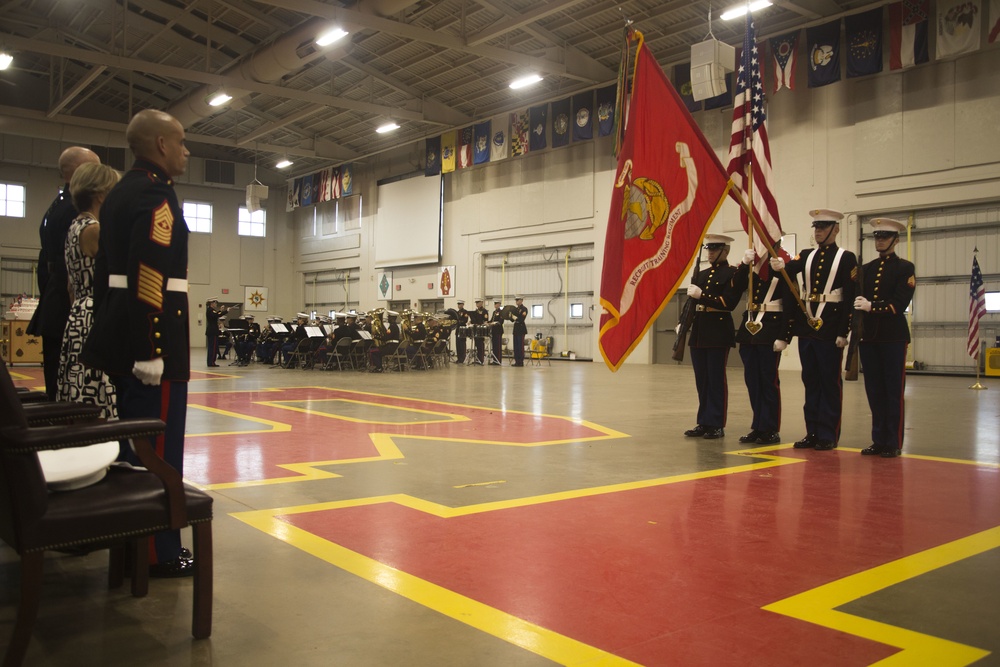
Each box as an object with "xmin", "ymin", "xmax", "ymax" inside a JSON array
[{"xmin": 168, "ymin": 0, "xmax": 419, "ymax": 129}]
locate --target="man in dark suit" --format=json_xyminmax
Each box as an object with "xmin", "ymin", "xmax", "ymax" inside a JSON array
[
  {"xmin": 730, "ymin": 243, "xmax": 795, "ymax": 445},
  {"xmin": 82, "ymin": 109, "xmax": 193, "ymax": 577},
  {"xmin": 770, "ymin": 209, "xmax": 858, "ymax": 451},
  {"xmin": 682, "ymin": 235, "xmax": 740, "ymax": 440},
  {"xmin": 853, "ymin": 218, "xmax": 916, "ymax": 458},
  {"xmin": 512, "ymin": 296, "xmax": 528, "ymax": 367},
  {"xmin": 28, "ymin": 146, "xmax": 100, "ymax": 399}
]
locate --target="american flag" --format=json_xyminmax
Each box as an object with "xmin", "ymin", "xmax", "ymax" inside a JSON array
[
  {"xmin": 968, "ymin": 255, "xmax": 987, "ymax": 358},
  {"xmin": 727, "ymin": 14, "xmax": 783, "ymax": 277}
]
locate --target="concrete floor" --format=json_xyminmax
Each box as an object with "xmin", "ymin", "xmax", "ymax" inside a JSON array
[{"xmin": 2, "ymin": 356, "xmax": 999, "ymax": 666}]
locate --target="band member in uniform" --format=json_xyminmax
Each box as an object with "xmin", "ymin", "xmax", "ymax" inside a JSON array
[
  {"xmin": 234, "ymin": 313, "xmax": 260, "ymax": 365},
  {"xmin": 853, "ymin": 218, "xmax": 915, "ymax": 458},
  {"xmin": 280, "ymin": 312, "xmax": 309, "ymax": 366},
  {"xmin": 454, "ymin": 300, "xmax": 470, "ymax": 363},
  {"xmin": 512, "ymin": 296, "xmax": 528, "ymax": 367},
  {"xmin": 205, "ymin": 297, "xmax": 228, "ymax": 367},
  {"xmin": 82, "ymin": 109, "xmax": 193, "ymax": 577},
  {"xmin": 489, "ymin": 299, "xmax": 504, "ymax": 365},
  {"xmin": 386, "ymin": 310, "xmax": 401, "ymax": 341},
  {"xmin": 257, "ymin": 316, "xmax": 284, "ymax": 364},
  {"xmin": 469, "ymin": 298, "xmax": 488, "ymax": 364},
  {"xmin": 730, "ymin": 243, "xmax": 794, "ymax": 445},
  {"xmin": 770, "ymin": 209, "xmax": 858, "ymax": 451},
  {"xmin": 682, "ymin": 235, "xmax": 739, "ymax": 439}
]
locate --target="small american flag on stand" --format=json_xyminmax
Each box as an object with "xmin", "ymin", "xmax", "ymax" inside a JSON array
[
  {"xmin": 968, "ymin": 254, "xmax": 987, "ymax": 359},
  {"xmin": 727, "ymin": 14, "xmax": 783, "ymax": 276}
]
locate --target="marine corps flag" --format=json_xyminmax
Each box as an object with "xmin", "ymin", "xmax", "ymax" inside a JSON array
[{"xmin": 599, "ymin": 36, "xmax": 732, "ymax": 371}]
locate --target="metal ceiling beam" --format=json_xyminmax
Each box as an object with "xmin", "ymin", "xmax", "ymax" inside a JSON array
[
  {"xmin": 47, "ymin": 65, "xmax": 108, "ymax": 118},
  {"xmin": 2, "ymin": 34, "xmax": 458, "ymax": 125},
  {"xmin": 466, "ymin": 0, "xmax": 588, "ymax": 47},
  {"xmin": 125, "ymin": 0, "xmax": 254, "ymax": 55},
  {"xmin": 248, "ymin": 0, "xmax": 605, "ymax": 83},
  {"xmin": 772, "ymin": 0, "xmax": 842, "ymax": 20}
]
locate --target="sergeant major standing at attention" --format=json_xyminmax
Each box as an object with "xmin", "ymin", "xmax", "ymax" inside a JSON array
[
  {"xmin": 770, "ymin": 209, "xmax": 858, "ymax": 451},
  {"xmin": 853, "ymin": 218, "xmax": 915, "ymax": 458},
  {"xmin": 83, "ymin": 109, "xmax": 194, "ymax": 577},
  {"xmin": 682, "ymin": 234, "xmax": 739, "ymax": 440}
]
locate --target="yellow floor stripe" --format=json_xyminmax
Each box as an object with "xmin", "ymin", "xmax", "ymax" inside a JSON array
[{"xmin": 764, "ymin": 526, "xmax": 1000, "ymax": 666}]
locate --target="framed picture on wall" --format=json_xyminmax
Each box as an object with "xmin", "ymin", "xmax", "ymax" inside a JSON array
[
  {"xmin": 437, "ymin": 265, "xmax": 455, "ymax": 298},
  {"xmin": 376, "ymin": 271, "xmax": 393, "ymax": 301},
  {"xmin": 244, "ymin": 286, "xmax": 268, "ymax": 311}
]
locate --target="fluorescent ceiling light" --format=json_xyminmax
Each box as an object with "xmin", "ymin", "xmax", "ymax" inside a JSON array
[
  {"xmin": 0, "ymin": 52, "xmax": 12, "ymax": 71},
  {"xmin": 376, "ymin": 122, "xmax": 400, "ymax": 134},
  {"xmin": 720, "ymin": 0, "xmax": 772, "ymax": 20},
  {"xmin": 207, "ymin": 92, "xmax": 232, "ymax": 107},
  {"xmin": 275, "ymin": 159, "xmax": 293, "ymax": 169},
  {"xmin": 317, "ymin": 28, "xmax": 348, "ymax": 46},
  {"xmin": 509, "ymin": 74, "xmax": 543, "ymax": 90}
]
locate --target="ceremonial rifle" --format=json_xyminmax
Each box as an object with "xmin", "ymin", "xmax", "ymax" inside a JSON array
[
  {"xmin": 672, "ymin": 254, "xmax": 702, "ymax": 362},
  {"xmin": 844, "ymin": 260, "xmax": 864, "ymax": 381}
]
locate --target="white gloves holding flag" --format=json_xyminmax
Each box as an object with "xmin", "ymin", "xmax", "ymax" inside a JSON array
[
  {"xmin": 769, "ymin": 256, "xmax": 785, "ymax": 272},
  {"xmin": 686, "ymin": 285, "xmax": 703, "ymax": 299},
  {"xmin": 133, "ymin": 358, "xmax": 164, "ymax": 386},
  {"xmin": 773, "ymin": 340, "xmax": 788, "ymax": 352},
  {"xmin": 742, "ymin": 249, "xmax": 756, "ymax": 266},
  {"xmin": 835, "ymin": 336, "xmax": 848, "ymax": 348},
  {"xmin": 854, "ymin": 296, "xmax": 872, "ymax": 312}
]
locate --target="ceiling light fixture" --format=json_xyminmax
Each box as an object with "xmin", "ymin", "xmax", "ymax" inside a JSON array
[
  {"xmin": 0, "ymin": 52, "xmax": 12, "ymax": 71},
  {"xmin": 316, "ymin": 28, "xmax": 348, "ymax": 46},
  {"xmin": 376, "ymin": 122, "xmax": 400, "ymax": 134},
  {"xmin": 276, "ymin": 158, "xmax": 293, "ymax": 169},
  {"xmin": 720, "ymin": 0, "xmax": 772, "ymax": 21},
  {"xmin": 207, "ymin": 91, "xmax": 232, "ymax": 107},
  {"xmin": 509, "ymin": 74, "xmax": 543, "ymax": 90}
]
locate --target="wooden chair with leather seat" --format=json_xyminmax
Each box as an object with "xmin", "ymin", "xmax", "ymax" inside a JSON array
[{"xmin": 0, "ymin": 363, "xmax": 214, "ymax": 666}]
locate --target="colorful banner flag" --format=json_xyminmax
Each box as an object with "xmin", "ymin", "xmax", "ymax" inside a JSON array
[
  {"xmin": 331, "ymin": 167, "xmax": 341, "ymax": 199},
  {"xmin": 596, "ymin": 84, "xmax": 617, "ymax": 137},
  {"xmin": 425, "ymin": 136, "xmax": 441, "ymax": 176},
  {"xmin": 727, "ymin": 15, "xmax": 783, "ymax": 280},
  {"xmin": 889, "ymin": 0, "xmax": 930, "ymax": 69},
  {"xmin": 340, "ymin": 164, "xmax": 354, "ymax": 197},
  {"xmin": 937, "ymin": 0, "xmax": 981, "ymax": 58},
  {"xmin": 769, "ymin": 31, "xmax": 798, "ymax": 92},
  {"xmin": 317, "ymin": 169, "xmax": 330, "ymax": 202},
  {"xmin": 551, "ymin": 97, "xmax": 571, "ymax": 148},
  {"xmin": 441, "ymin": 131, "xmax": 456, "ymax": 173},
  {"xmin": 286, "ymin": 178, "xmax": 299, "ymax": 212},
  {"xmin": 672, "ymin": 63, "xmax": 702, "ymax": 113},
  {"xmin": 599, "ymin": 39, "xmax": 732, "ymax": 371},
  {"xmin": 807, "ymin": 19, "xmax": 842, "ymax": 88},
  {"xmin": 473, "ymin": 121, "xmax": 491, "ymax": 165},
  {"xmin": 300, "ymin": 174, "xmax": 313, "ymax": 207},
  {"xmin": 846, "ymin": 8, "xmax": 883, "ymax": 78},
  {"xmin": 458, "ymin": 126, "xmax": 474, "ymax": 169},
  {"xmin": 511, "ymin": 109, "xmax": 529, "ymax": 156},
  {"xmin": 490, "ymin": 114, "xmax": 509, "ymax": 162},
  {"xmin": 528, "ymin": 105, "xmax": 547, "ymax": 151},
  {"xmin": 991, "ymin": 0, "xmax": 1000, "ymax": 42},
  {"xmin": 968, "ymin": 255, "xmax": 987, "ymax": 358},
  {"xmin": 572, "ymin": 91, "xmax": 594, "ymax": 141}
]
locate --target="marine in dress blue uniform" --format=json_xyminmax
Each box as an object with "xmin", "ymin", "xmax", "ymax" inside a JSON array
[
  {"xmin": 853, "ymin": 218, "xmax": 916, "ymax": 458},
  {"xmin": 205, "ymin": 298, "xmax": 226, "ymax": 366},
  {"xmin": 489, "ymin": 300, "xmax": 504, "ymax": 365},
  {"xmin": 730, "ymin": 245, "xmax": 795, "ymax": 445},
  {"xmin": 683, "ymin": 235, "xmax": 740, "ymax": 439},
  {"xmin": 512, "ymin": 297, "xmax": 528, "ymax": 367},
  {"xmin": 82, "ymin": 110, "xmax": 193, "ymax": 577},
  {"xmin": 469, "ymin": 299, "xmax": 488, "ymax": 365},
  {"xmin": 771, "ymin": 209, "xmax": 858, "ymax": 451},
  {"xmin": 454, "ymin": 300, "xmax": 469, "ymax": 363}
]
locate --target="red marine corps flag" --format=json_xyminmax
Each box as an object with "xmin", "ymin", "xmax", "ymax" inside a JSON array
[{"xmin": 599, "ymin": 34, "xmax": 732, "ymax": 371}]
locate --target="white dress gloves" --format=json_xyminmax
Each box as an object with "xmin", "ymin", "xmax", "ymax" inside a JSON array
[
  {"xmin": 854, "ymin": 296, "xmax": 872, "ymax": 312},
  {"xmin": 835, "ymin": 336, "xmax": 848, "ymax": 348},
  {"xmin": 133, "ymin": 358, "xmax": 164, "ymax": 386},
  {"xmin": 773, "ymin": 340, "xmax": 788, "ymax": 352},
  {"xmin": 742, "ymin": 249, "xmax": 756, "ymax": 266},
  {"xmin": 769, "ymin": 257, "xmax": 785, "ymax": 272},
  {"xmin": 686, "ymin": 285, "xmax": 703, "ymax": 299}
]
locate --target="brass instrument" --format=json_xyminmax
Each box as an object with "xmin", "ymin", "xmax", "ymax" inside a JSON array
[
  {"xmin": 368, "ymin": 308, "xmax": 387, "ymax": 347},
  {"xmin": 400, "ymin": 309, "xmax": 414, "ymax": 346}
]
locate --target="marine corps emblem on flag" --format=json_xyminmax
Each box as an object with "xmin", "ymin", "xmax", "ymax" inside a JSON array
[
  {"xmin": 151, "ymin": 200, "xmax": 173, "ymax": 247},
  {"xmin": 616, "ymin": 161, "xmax": 668, "ymax": 241}
]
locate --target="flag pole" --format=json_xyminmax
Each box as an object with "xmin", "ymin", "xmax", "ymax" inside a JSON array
[{"xmin": 970, "ymin": 247, "xmax": 987, "ymax": 389}]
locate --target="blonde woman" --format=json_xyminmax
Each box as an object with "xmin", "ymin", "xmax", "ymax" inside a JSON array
[{"xmin": 57, "ymin": 162, "xmax": 120, "ymax": 418}]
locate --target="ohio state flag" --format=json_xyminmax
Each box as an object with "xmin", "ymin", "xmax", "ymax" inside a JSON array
[{"xmin": 599, "ymin": 40, "xmax": 732, "ymax": 371}]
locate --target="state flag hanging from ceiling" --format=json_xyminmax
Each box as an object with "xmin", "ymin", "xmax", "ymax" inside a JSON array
[
  {"xmin": 599, "ymin": 35, "xmax": 732, "ymax": 371},
  {"xmin": 490, "ymin": 114, "xmax": 509, "ymax": 161},
  {"xmin": 425, "ymin": 136, "xmax": 441, "ymax": 176},
  {"xmin": 596, "ymin": 84, "xmax": 617, "ymax": 137},
  {"xmin": 936, "ymin": 0, "xmax": 981, "ymax": 58},
  {"xmin": 340, "ymin": 164, "xmax": 354, "ymax": 197},
  {"xmin": 889, "ymin": 0, "xmax": 930, "ymax": 69},
  {"xmin": 300, "ymin": 174, "xmax": 313, "ymax": 206},
  {"xmin": 511, "ymin": 109, "xmax": 529, "ymax": 156},
  {"xmin": 551, "ymin": 97, "xmax": 571, "ymax": 148},
  {"xmin": 990, "ymin": 0, "xmax": 1000, "ymax": 42},
  {"xmin": 473, "ymin": 120, "xmax": 491, "ymax": 165},
  {"xmin": 529, "ymin": 104, "xmax": 547, "ymax": 151},
  {"xmin": 846, "ymin": 8, "xmax": 883, "ymax": 77},
  {"xmin": 572, "ymin": 92, "xmax": 593, "ymax": 141},
  {"xmin": 317, "ymin": 169, "xmax": 331, "ymax": 202},
  {"xmin": 441, "ymin": 131, "xmax": 456, "ymax": 173},
  {"xmin": 769, "ymin": 31, "xmax": 799, "ymax": 92},
  {"xmin": 458, "ymin": 126, "xmax": 474, "ymax": 169},
  {"xmin": 806, "ymin": 19, "xmax": 842, "ymax": 87}
]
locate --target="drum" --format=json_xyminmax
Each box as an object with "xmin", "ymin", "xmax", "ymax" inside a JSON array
[
  {"xmin": 456, "ymin": 326, "xmax": 469, "ymax": 338},
  {"xmin": 36, "ymin": 440, "xmax": 119, "ymax": 491},
  {"xmin": 472, "ymin": 324, "xmax": 490, "ymax": 338}
]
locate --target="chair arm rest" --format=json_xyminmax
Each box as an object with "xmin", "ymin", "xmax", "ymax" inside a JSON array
[
  {"xmin": 129, "ymin": 437, "xmax": 188, "ymax": 530},
  {"xmin": 0, "ymin": 419, "xmax": 165, "ymax": 454},
  {"xmin": 23, "ymin": 401, "xmax": 104, "ymax": 426},
  {"xmin": 17, "ymin": 390, "xmax": 49, "ymax": 403}
]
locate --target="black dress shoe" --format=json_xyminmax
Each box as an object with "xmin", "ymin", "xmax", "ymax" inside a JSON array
[
  {"xmin": 879, "ymin": 449, "xmax": 900, "ymax": 458},
  {"xmin": 684, "ymin": 425, "xmax": 707, "ymax": 437},
  {"xmin": 149, "ymin": 557, "xmax": 195, "ymax": 578},
  {"xmin": 860, "ymin": 445, "xmax": 881, "ymax": 456},
  {"xmin": 813, "ymin": 440, "xmax": 837, "ymax": 451},
  {"xmin": 793, "ymin": 434, "xmax": 817, "ymax": 449},
  {"xmin": 739, "ymin": 429, "xmax": 762, "ymax": 443},
  {"xmin": 702, "ymin": 427, "xmax": 724, "ymax": 439},
  {"xmin": 755, "ymin": 431, "xmax": 781, "ymax": 445}
]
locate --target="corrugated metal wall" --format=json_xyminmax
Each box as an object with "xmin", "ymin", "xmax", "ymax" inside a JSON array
[
  {"xmin": 303, "ymin": 268, "xmax": 360, "ymax": 316},
  {"xmin": 483, "ymin": 244, "xmax": 595, "ymax": 359},
  {"xmin": 859, "ymin": 202, "xmax": 999, "ymax": 373}
]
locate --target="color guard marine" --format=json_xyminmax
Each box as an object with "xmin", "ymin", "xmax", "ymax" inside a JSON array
[
  {"xmin": 770, "ymin": 209, "xmax": 858, "ymax": 451},
  {"xmin": 682, "ymin": 234, "xmax": 740, "ymax": 440},
  {"xmin": 853, "ymin": 217, "xmax": 916, "ymax": 458}
]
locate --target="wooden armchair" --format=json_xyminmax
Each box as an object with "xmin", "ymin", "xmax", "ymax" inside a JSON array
[{"xmin": 0, "ymin": 363, "xmax": 214, "ymax": 666}]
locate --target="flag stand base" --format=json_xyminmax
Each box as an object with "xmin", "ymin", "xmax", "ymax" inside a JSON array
[{"xmin": 969, "ymin": 381, "xmax": 987, "ymax": 390}]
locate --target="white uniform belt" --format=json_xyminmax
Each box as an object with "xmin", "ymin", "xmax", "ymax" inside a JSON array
[
  {"xmin": 108, "ymin": 274, "xmax": 188, "ymax": 292},
  {"xmin": 748, "ymin": 302, "xmax": 784, "ymax": 312},
  {"xmin": 806, "ymin": 293, "xmax": 842, "ymax": 303}
]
